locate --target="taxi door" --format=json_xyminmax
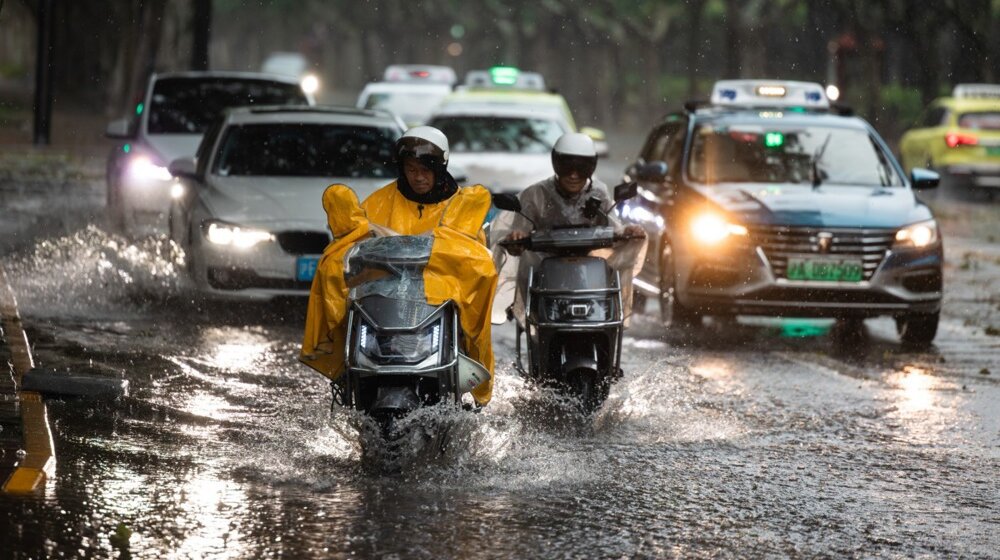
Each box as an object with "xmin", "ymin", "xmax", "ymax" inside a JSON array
[{"xmin": 900, "ymin": 103, "xmax": 949, "ymax": 171}]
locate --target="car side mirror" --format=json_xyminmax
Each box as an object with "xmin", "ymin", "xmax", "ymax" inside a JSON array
[
  {"xmin": 168, "ymin": 157, "xmax": 200, "ymax": 181},
  {"xmin": 910, "ymin": 168, "xmax": 940, "ymax": 190},
  {"xmin": 492, "ymin": 192, "xmax": 521, "ymax": 213},
  {"xmin": 580, "ymin": 126, "xmax": 609, "ymax": 158},
  {"xmin": 636, "ymin": 161, "xmax": 669, "ymax": 182},
  {"xmin": 613, "ymin": 181, "xmax": 638, "ymax": 203},
  {"xmin": 105, "ymin": 118, "xmax": 133, "ymax": 139}
]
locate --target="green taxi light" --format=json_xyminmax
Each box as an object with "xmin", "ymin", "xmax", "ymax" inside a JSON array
[
  {"xmin": 136, "ymin": 103, "xmax": 144, "ymax": 115},
  {"xmin": 123, "ymin": 143, "xmax": 131, "ymax": 153},
  {"xmin": 764, "ymin": 132, "xmax": 785, "ymax": 148},
  {"xmin": 489, "ymin": 66, "xmax": 520, "ymax": 85}
]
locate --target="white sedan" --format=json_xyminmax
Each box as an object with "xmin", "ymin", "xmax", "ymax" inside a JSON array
[
  {"xmin": 427, "ymin": 105, "xmax": 571, "ymax": 194},
  {"xmin": 167, "ymin": 106, "xmax": 403, "ymax": 299}
]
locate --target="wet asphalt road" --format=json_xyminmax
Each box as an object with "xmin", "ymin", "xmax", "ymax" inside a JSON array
[{"xmin": 1, "ymin": 156, "xmax": 999, "ymax": 558}]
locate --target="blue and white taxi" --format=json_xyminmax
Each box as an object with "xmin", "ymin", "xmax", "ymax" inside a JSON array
[{"xmin": 622, "ymin": 80, "xmax": 944, "ymax": 347}]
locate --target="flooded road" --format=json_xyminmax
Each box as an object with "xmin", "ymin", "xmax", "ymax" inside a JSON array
[{"xmin": 1, "ymin": 160, "xmax": 999, "ymax": 558}]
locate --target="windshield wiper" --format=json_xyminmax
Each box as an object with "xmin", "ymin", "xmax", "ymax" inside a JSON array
[{"xmin": 811, "ymin": 133, "xmax": 833, "ymax": 189}]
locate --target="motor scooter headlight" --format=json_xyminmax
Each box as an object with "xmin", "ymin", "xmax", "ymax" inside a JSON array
[
  {"xmin": 359, "ymin": 320, "xmax": 442, "ymax": 365},
  {"xmin": 894, "ymin": 219, "xmax": 939, "ymax": 249},
  {"xmin": 543, "ymin": 297, "xmax": 611, "ymax": 322}
]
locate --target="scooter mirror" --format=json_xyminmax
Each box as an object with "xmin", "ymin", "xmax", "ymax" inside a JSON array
[
  {"xmin": 613, "ymin": 181, "xmax": 638, "ymax": 203},
  {"xmin": 492, "ymin": 192, "xmax": 522, "ymax": 212}
]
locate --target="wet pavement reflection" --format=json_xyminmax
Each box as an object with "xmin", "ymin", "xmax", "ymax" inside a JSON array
[{"xmin": 1, "ymin": 226, "xmax": 998, "ymax": 558}]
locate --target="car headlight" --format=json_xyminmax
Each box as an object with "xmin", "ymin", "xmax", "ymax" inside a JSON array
[
  {"xmin": 359, "ymin": 320, "xmax": 441, "ymax": 365},
  {"xmin": 128, "ymin": 155, "xmax": 172, "ymax": 182},
  {"xmin": 690, "ymin": 212, "xmax": 748, "ymax": 245},
  {"xmin": 543, "ymin": 297, "xmax": 612, "ymax": 322},
  {"xmin": 202, "ymin": 221, "xmax": 273, "ymax": 248},
  {"xmin": 300, "ymin": 73, "xmax": 320, "ymax": 95},
  {"xmin": 894, "ymin": 219, "xmax": 939, "ymax": 249}
]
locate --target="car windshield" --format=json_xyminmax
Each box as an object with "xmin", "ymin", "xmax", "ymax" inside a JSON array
[
  {"xmin": 213, "ymin": 123, "xmax": 398, "ymax": 178},
  {"xmin": 147, "ymin": 78, "xmax": 308, "ymax": 134},
  {"xmin": 430, "ymin": 115, "xmax": 565, "ymax": 153},
  {"xmin": 688, "ymin": 123, "xmax": 903, "ymax": 187},
  {"xmin": 363, "ymin": 91, "xmax": 448, "ymax": 122},
  {"xmin": 958, "ymin": 112, "xmax": 1000, "ymax": 130}
]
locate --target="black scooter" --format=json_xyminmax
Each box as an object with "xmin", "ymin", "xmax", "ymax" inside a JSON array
[
  {"xmin": 494, "ymin": 183, "xmax": 640, "ymax": 412},
  {"xmin": 338, "ymin": 235, "xmax": 490, "ymax": 436}
]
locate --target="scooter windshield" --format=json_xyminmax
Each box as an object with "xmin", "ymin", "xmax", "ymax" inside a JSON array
[{"xmin": 344, "ymin": 235, "xmax": 434, "ymax": 303}]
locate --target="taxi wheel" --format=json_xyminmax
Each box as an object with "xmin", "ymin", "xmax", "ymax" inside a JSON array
[
  {"xmin": 659, "ymin": 242, "xmax": 699, "ymax": 329},
  {"xmin": 896, "ymin": 311, "xmax": 939, "ymax": 349}
]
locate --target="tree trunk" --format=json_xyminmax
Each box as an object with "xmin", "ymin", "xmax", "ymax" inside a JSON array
[{"xmin": 191, "ymin": 0, "xmax": 211, "ymax": 70}]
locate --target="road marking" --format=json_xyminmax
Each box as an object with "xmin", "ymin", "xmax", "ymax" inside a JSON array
[{"xmin": 0, "ymin": 265, "xmax": 56, "ymax": 495}]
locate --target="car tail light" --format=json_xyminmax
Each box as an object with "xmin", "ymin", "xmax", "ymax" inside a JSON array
[{"xmin": 945, "ymin": 132, "xmax": 978, "ymax": 148}]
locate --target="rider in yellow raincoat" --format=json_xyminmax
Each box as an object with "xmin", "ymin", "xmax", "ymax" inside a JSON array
[{"xmin": 301, "ymin": 126, "xmax": 497, "ymax": 405}]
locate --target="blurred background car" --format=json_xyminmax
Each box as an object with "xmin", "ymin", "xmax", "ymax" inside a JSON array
[
  {"xmin": 356, "ymin": 64, "xmax": 456, "ymax": 127},
  {"xmin": 105, "ymin": 71, "xmax": 313, "ymax": 235},
  {"xmin": 428, "ymin": 104, "xmax": 570, "ymax": 193},
  {"xmin": 166, "ymin": 106, "xmax": 403, "ymax": 299},
  {"xmin": 621, "ymin": 80, "xmax": 944, "ymax": 348},
  {"xmin": 450, "ymin": 66, "xmax": 609, "ymax": 157},
  {"xmin": 261, "ymin": 51, "xmax": 323, "ymax": 99},
  {"xmin": 899, "ymin": 83, "xmax": 1000, "ymax": 200}
]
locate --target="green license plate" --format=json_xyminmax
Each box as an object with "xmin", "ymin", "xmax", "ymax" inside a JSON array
[
  {"xmin": 786, "ymin": 257, "xmax": 863, "ymax": 282},
  {"xmin": 987, "ymin": 146, "xmax": 1000, "ymax": 156}
]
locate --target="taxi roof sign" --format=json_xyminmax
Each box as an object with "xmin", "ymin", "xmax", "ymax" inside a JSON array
[
  {"xmin": 383, "ymin": 65, "xmax": 457, "ymax": 85},
  {"xmin": 464, "ymin": 68, "xmax": 546, "ymax": 91},
  {"xmin": 710, "ymin": 80, "xmax": 830, "ymax": 109},
  {"xmin": 952, "ymin": 83, "xmax": 1000, "ymax": 99}
]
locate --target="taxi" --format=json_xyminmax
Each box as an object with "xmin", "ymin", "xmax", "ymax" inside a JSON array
[
  {"xmin": 356, "ymin": 65, "xmax": 456, "ymax": 127},
  {"xmin": 899, "ymin": 84, "xmax": 1000, "ymax": 198},
  {"xmin": 621, "ymin": 80, "xmax": 944, "ymax": 348}
]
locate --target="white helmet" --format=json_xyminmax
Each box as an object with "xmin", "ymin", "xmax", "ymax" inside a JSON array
[
  {"xmin": 396, "ymin": 125, "xmax": 450, "ymax": 168},
  {"xmin": 552, "ymin": 132, "xmax": 597, "ymax": 179}
]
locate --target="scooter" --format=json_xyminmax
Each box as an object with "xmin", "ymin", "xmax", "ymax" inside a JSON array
[
  {"xmin": 337, "ymin": 235, "xmax": 490, "ymax": 436},
  {"xmin": 493, "ymin": 183, "xmax": 640, "ymax": 412}
]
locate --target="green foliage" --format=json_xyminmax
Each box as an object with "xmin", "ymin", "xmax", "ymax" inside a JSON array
[{"xmin": 879, "ymin": 84, "xmax": 924, "ymax": 129}]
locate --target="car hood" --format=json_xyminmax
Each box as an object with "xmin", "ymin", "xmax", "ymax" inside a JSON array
[
  {"xmin": 202, "ymin": 176, "xmax": 391, "ymax": 229},
  {"xmin": 448, "ymin": 152, "xmax": 552, "ymax": 193},
  {"xmin": 145, "ymin": 134, "xmax": 203, "ymax": 165},
  {"xmin": 696, "ymin": 183, "xmax": 931, "ymax": 228}
]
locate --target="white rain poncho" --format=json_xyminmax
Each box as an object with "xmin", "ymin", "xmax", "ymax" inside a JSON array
[{"xmin": 489, "ymin": 175, "xmax": 646, "ymax": 325}]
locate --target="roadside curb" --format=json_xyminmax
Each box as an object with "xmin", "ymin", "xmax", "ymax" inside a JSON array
[{"xmin": 0, "ymin": 265, "xmax": 55, "ymax": 495}]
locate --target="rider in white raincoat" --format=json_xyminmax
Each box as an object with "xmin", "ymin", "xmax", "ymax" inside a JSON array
[{"xmin": 490, "ymin": 132, "xmax": 646, "ymax": 325}]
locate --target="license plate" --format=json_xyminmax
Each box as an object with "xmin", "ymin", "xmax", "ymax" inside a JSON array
[
  {"xmin": 296, "ymin": 256, "xmax": 320, "ymax": 282},
  {"xmin": 987, "ymin": 146, "xmax": 1000, "ymax": 156},
  {"xmin": 786, "ymin": 257, "xmax": 863, "ymax": 282}
]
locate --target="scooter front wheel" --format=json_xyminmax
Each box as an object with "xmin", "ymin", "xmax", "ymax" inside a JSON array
[{"xmin": 566, "ymin": 369, "xmax": 610, "ymax": 414}]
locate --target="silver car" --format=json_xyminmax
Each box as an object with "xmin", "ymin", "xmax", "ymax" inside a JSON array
[
  {"xmin": 167, "ymin": 106, "xmax": 403, "ymax": 300},
  {"xmin": 105, "ymin": 71, "xmax": 313, "ymax": 235}
]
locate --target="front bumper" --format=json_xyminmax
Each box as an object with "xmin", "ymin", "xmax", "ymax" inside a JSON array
[
  {"xmin": 193, "ymin": 229, "xmax": 328, "ymax": 300},
  {"xmin": 942, "ymin": 163, "xmax": 1000, "ymax": 189},
  {"xmin": 676, "ymin": 242, "xmax": 942, "ymax": 318}
]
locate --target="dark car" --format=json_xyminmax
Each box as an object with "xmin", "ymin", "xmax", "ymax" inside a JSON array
[{"xmin": 621, "ymin": 80, "xmax": 943, "ymax": 347}]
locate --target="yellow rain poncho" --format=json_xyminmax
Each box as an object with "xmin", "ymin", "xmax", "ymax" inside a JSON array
[
  {"xmin": 300, "ymin": 185, "xmax": 371, "ymax": 379},
  {"xmin": 423, "ymin": 185, "xmax": 497, "ymax": 404},
  {"xmin": 301, "ymin": 181, "xmax": 498, "ymax": 405}
]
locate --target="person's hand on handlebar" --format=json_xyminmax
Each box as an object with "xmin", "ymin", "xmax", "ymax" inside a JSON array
[{"xmin": 503, "ymin": 231, "xmax": 530, "ymax": 256}]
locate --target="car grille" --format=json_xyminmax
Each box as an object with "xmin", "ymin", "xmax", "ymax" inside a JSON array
[
  {"xmin": 749, "ymin": 225, "xmax": 895, "ymax": 281},
  {"xmin": 275, "ymin": 231, "xmax": 330, "ymax": 255}
]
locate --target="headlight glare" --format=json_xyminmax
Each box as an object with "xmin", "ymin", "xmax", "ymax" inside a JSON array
[
  {"xmin": 691, "ymin": 213, "xmax": 747, "ymax": 245},
  {"xmin": 301, "ymin": 74, "xmax": 320, "ymax": 94},
  {"xmin": 894, "ymin": 220, "xmax": 938, "ymax": 248},
  {"xmin": 129, "ymin": 155, "xmax": 172, "ymax": 182},
  {"xmin": 204, "ymin": 221, "xmax": 273, "ymax": 248}
]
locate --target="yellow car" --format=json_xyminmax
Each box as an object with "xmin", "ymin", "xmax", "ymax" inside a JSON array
[{"xmin": 899, "ymin": 84, "xmax": 1000, "ymax": 196}]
